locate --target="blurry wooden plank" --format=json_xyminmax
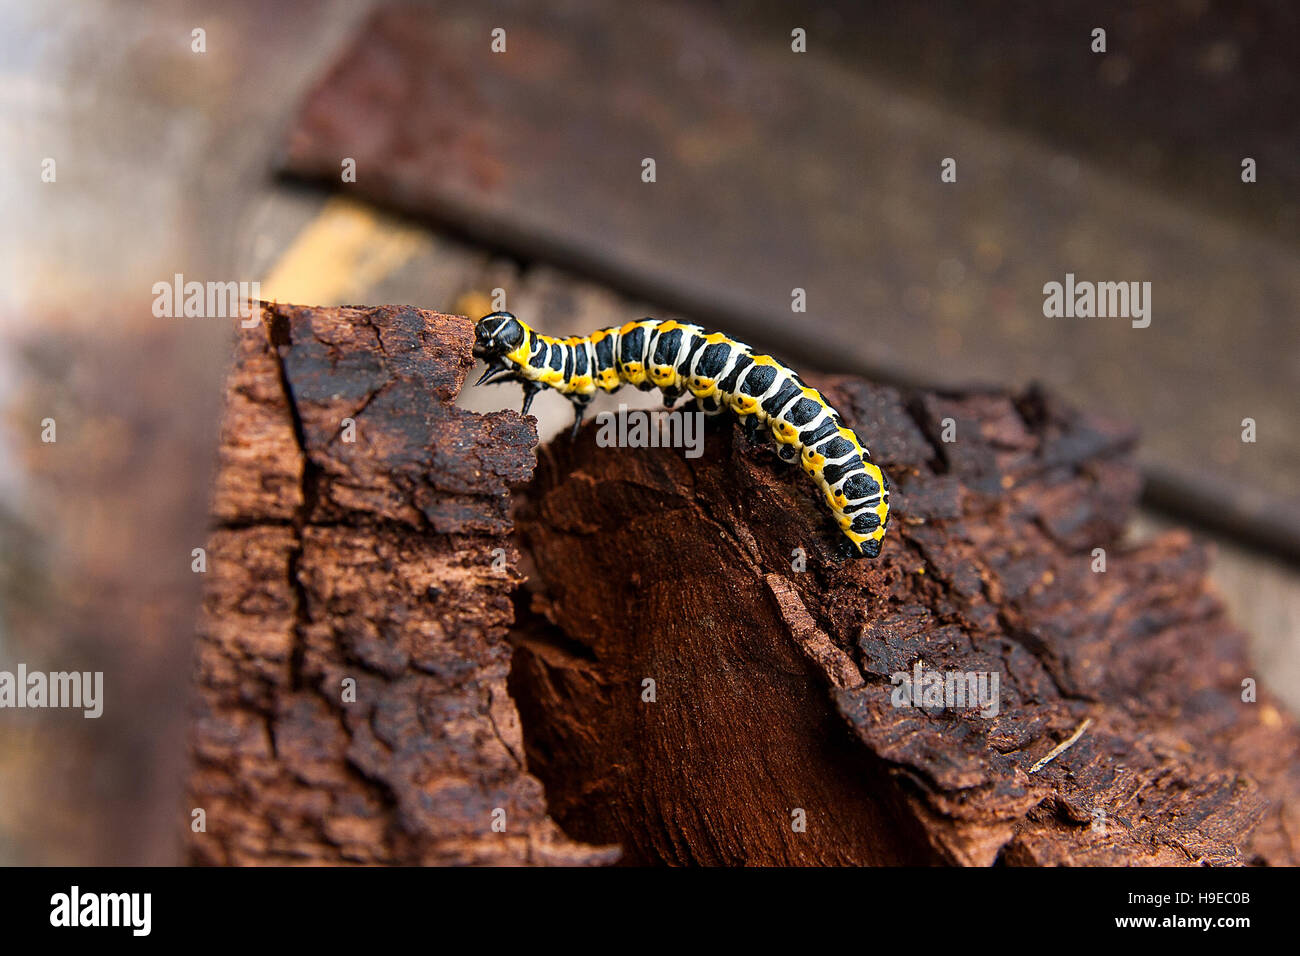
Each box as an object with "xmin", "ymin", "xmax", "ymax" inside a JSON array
[
  {"xmin": 280, "ymin": 0, "xmax": 1300, "ymax": 559},
  {"xmin": 730, "ymin": 0, "xmax": 1300, "ymax": 245}
]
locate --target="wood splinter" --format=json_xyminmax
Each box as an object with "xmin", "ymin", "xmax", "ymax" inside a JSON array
[{"xmin": 1028, "ymin": 718, "xmax": 1094, "ymax": 774}]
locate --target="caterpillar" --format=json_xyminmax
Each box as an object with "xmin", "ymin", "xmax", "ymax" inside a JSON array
[{"xmin": 472, "ymin": 311, "xmax": 891, "ymax": 558}]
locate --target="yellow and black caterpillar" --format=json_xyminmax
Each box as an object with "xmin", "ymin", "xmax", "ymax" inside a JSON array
[{"xmin": 473, "ymin": 312, "xmax": 891, "ymax": 558}]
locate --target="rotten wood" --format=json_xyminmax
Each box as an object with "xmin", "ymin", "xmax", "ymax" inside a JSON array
[
  {"xmin": 187, "ymin": 302, "xmax": 615, "ymax": 865},
  {"xmin": 190, "ymin": 301, "xmax": 1299, "ymax": 866},
  {"xmin": 511, "ymin": 379, "xmax": 1300, "ymax": 865}
]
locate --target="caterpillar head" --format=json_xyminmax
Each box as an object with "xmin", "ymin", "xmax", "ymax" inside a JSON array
[{"xmin": 473, "ymin": 311, "xmax": 526, "ymax": 384}]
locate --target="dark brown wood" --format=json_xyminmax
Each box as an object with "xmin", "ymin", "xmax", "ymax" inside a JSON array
[
  {"xmin": 511, "ymin": 379, "xmax": 1300, "ymax": 865},
  {"xmin": 190, "ymin": 301, "xmax": 1298, "ymax": 866},
  {"xmin": 187, "ymin": 303, "xmax": 615, "ymax": 865}
]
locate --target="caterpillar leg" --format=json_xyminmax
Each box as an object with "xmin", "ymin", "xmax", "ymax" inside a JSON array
[
  {"xmin": 683, "ymin": 396, "xmax": 726, "ymax": 416},
  {"xmin": 568, "ymin": 396, "xmax": 592, "ymax": 440},
  {"xmin": 661, "ymin": 387, "xmax": 683, "ymax": 407},
  {"xmin": 520, "ymin": 382, "xmax": 543, "ymax": 416},
  {"xmin": 741, "ymin": 415, "xmax": 793, "ymax": 463}
]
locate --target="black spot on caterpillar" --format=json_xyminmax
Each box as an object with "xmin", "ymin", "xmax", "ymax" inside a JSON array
[{"xmin": 472, "ymin": 312, "xmax": 891, "ymax": 558}]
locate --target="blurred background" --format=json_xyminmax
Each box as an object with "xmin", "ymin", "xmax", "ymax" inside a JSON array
[{"xmin": 1, "ymin": 0, "xmax": 1297, "ymax": 864}]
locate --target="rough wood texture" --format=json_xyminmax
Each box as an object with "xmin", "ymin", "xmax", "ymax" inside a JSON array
[
  {"xmin": 512, "ymin": 380, "xmax": 1300, "ymax": 865},
  {"xmin": 187, "ymin": 303, "xmax": 615, "ymax": 865},
  {"xmin": 190, "ymin": 302, "xmax": 1298, "ymax": 866}
]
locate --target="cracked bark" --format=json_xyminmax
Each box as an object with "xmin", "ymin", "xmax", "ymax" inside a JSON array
[
  {"xmin": 187, "ymin": 303, "xmax": 616, "ymax": 865},
  {"xmin": 191, "ymin": 302, "xmax": 1300, "ymax": 866}
]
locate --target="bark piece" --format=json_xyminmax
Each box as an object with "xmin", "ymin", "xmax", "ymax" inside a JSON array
[
  {"xmin": 187, "ymin": 303, "xmax": 615, "ymax": 866},
  {"xmin": 190, "ymin": 302, "xmax": 1299, "ymax": 866}
]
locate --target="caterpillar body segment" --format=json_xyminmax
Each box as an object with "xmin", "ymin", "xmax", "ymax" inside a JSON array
[{"xmin": 472, "ymin": 311, "xmax": 891, "ymax": 558}]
